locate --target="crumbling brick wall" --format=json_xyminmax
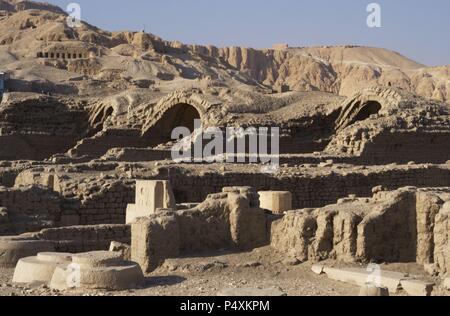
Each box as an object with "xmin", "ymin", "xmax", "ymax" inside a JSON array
[
  {"xmin": 68, "ymin": 129, "xmax": 149, "ymax": 159},
  {"xmin": 168, "ymin": 165, "xmax": 450, "ymax": 209},
  {"xmin": 0, "ymin": 185, "xmax": 62, "ymax": 235},
  {"xmin": 0, "ymin": 96, "xmax": 89, "ymax": 160},
  {"xmin": 34, "ymin": 224, "xmax": 130, "ymax": 253},
  {"xmin": 76, "ymin": 181, "xmax": 135, "ymax": 225},
  {"xmin": 131, "ymin": 187, "xmax": 269, "ymax": 272},
  {"xmin": 270, "ymin": 187, "xmax": 450, "ymax": 274}
]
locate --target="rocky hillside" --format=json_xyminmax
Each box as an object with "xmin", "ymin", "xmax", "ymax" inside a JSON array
[
  {"xmin": 187, "ymin": 45, "xmax": 450, "ymax": 102},
  {"xmin": 0, "ymin": 0, "xmax": 449, "ymax": 102}
]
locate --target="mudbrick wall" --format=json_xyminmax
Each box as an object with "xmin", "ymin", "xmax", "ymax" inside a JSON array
[
  {"xmin": 167, "ymin": 165, "xmax": 450, "ymax": 209},
  {"xmin": 7, "ymin": 164, "xmax": 450, "ymax": 228},
  {"xmin": 75, "ymin": 181, "xmax": 135, "ymax": 225},
  {"xmin": 356, "ymin": 131, "xmax": 450, "ymax": 165},
  {"xmin": 0, "ymin": 185, "xmax": 62, "ymax": 235},
  {"xmin": 33, "ymin": 224, "xmax": 131, "ymax": 253},
  {"xmin": 0, "ymin": 96, "xmax": 89, "ymax": 160},
  {"xmin": 270, "ymin": 187, "xmax": 450, "ymax": 274},
  {"xmin": 68, "ymin": 129, "xmax": 149, "ymax": 159}
]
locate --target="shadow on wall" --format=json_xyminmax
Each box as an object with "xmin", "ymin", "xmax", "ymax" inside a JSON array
[
  {"xmin": 335, "ymin": 99, "xmax": 383, "ymax": 131},
  {"xmin": 143, "ymin": 103, "xmax": 201, "ymax": 147},
  {"xmin": 349, "ymin": 101, "xmax": 382, "ymax": 125}
]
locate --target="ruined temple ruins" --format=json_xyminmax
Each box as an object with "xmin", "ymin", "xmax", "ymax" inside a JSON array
[{"xmin": 0, "ymin": 0, "xmax": 449, "ymax": 296}]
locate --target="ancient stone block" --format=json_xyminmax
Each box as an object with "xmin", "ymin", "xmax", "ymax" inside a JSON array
[
  {"xmin": 131, "ymin": 212, "xmax": 180, "ymax": 273},
  {"xmin": 357, "ymin": 189, "xmax": 417, "ymax": 263},
  {"xmin": 50, "ymin": 251, "xmax": 144, "ymax": 291},
  {"xmin": 126, "ymin": 180, "xmax": 176, "ymax": 224},
  {"xmin": 270, "ymin": 210, "xmax": 317, "ymax": 262},
  {"xmin": 415, "ymin": 191, "xmax": 443, "ymax": 264},
  {"xmin": 323, "ymin": 266, "xmax": 408, "ymax": 293},
  {"xmin": 13, "ymin": 252, "xmax": 72, "ymax": 284},
  {"xmin": 229, "ymin": 190, "xmax": 268, "ymax": 250},
  {"xmin": 258, "ymin": 191, "xmax": 292, "ymax": 214}
]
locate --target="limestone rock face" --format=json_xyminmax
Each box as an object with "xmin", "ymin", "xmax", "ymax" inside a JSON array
[{"xmin": 193, "ymin": 45, "xmax": 450, "ymax": 103}]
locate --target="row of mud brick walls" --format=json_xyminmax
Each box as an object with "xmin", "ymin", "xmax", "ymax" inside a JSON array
[
  {"xmin": 70, "ymin": 166, "xmax": 450, "ymax": 227},
  {"xmin": 6, "ymin": 166, "xmax": 448, "ymax": 229},
  {"xmin": 167, "ymin": 167, "xmax": 450, "ymax": 209}
]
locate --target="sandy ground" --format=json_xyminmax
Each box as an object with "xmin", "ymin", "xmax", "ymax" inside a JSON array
[
  {"xmin": 1, "ymin": 246, "xmax": 448, "ymax": 297},
  {"xmin": 0, "ymin": 247, "xmax": 357, "ymax": 296}
]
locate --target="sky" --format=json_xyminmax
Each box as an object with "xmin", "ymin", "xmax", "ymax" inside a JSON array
[{"xmin": 45, "ymin": 0, "xmax": 450, "ymax": 66}]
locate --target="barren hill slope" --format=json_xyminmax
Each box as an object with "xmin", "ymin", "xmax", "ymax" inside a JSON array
[{"xmin": 0, "ymin": 0, "xmax": 449, "ymax": 103}]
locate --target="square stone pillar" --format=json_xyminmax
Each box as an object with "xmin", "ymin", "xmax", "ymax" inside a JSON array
[
  {"xmin": 258, "ymin": 191, "xmax": 292, "ymax": 214},
  {"xmin": 126, "ymin": 180, "xmax": 176, "ymax": 224},
  {"xmin": 131, "ymin": 213, "xmax": 180, "ymax": 273}
]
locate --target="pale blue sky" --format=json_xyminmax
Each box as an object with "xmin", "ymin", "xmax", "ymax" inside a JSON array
[{"xmin": 46, "ymin": 0, "xmax": 450, "ymax": 66}]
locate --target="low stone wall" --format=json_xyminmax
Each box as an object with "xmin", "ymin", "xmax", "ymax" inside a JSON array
[
  {"xmin": 102, "ymin": 148, "xmax": 172, "ymax": 162},
  {"xmin": 270, "ymin": 187, "xmax": 450, "ymax": 274},
  {"xmin": 34, "ymin": 224, "xmax": 131, "ymax": 253},
  {"xmin": 68, "ymin": 129, "xmax": 149, "ymax": 159},
  {"xmin": 131, "ymin": 187, "xmax": 268, "ymax": 272},
  {"xmin": 76, "ymin": 181, "xmax": 135, "ymax": 225},
  {"xmin": 358, "ymin": 131, "xmax": 450, "ymax": 165},
  {"xmin": 7, "ymin": 165, "xmax": 450, "ymax": 228},
  {"xmin": 168, "ymin": 165, "xmax": 450, "ymax": 209},
  {"xmin": 0, "ymin": 185, "xmax": 62, "ymax": 235}
]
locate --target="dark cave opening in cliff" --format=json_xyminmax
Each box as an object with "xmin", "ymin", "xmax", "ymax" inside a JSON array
[
  {"xmin": 144, "ymin": 103, "xmax": 201, "ymax": 147},
  {"xmin": 352, "ymin": 101, "xmax": 382, "ymax": 124}
]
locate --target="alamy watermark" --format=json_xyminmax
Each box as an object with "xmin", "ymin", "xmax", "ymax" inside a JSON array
[
  {"xmin": 66, "ymin": 3, "xmax": 82, "ymax": 28},
  {"xmin": 366, "ymin": 263, "xmax": 382, "ymax": 287},
  {"xmin": 66, "ymin": 263, "xmax": 81, "ymax": 288},
  {"xmin": 171, "ymin": 120, "xmax": 280, "ymax": 174},
  {"xmin": 367, "ymin": 3, "xmax": 382, "ymax": 28}
]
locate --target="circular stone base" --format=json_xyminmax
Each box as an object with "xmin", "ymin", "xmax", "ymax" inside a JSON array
[
  {"xmin": 0, "ymin": 237, "xmax": 55, "ymax": 268},
  {"xmin": 12, "ymin": 254, "xmax": 71, "ymax": 284},
  {"xmin": 37, "ymin": 252, "xmax": 73, "ymax": 263},
  {"xmin": 72, "ymin": 251, "xmax": 123, "ymax": 268},
  {"xmin": 50, "ymin": 262, "xmax": 145, "ymax": 291}
]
